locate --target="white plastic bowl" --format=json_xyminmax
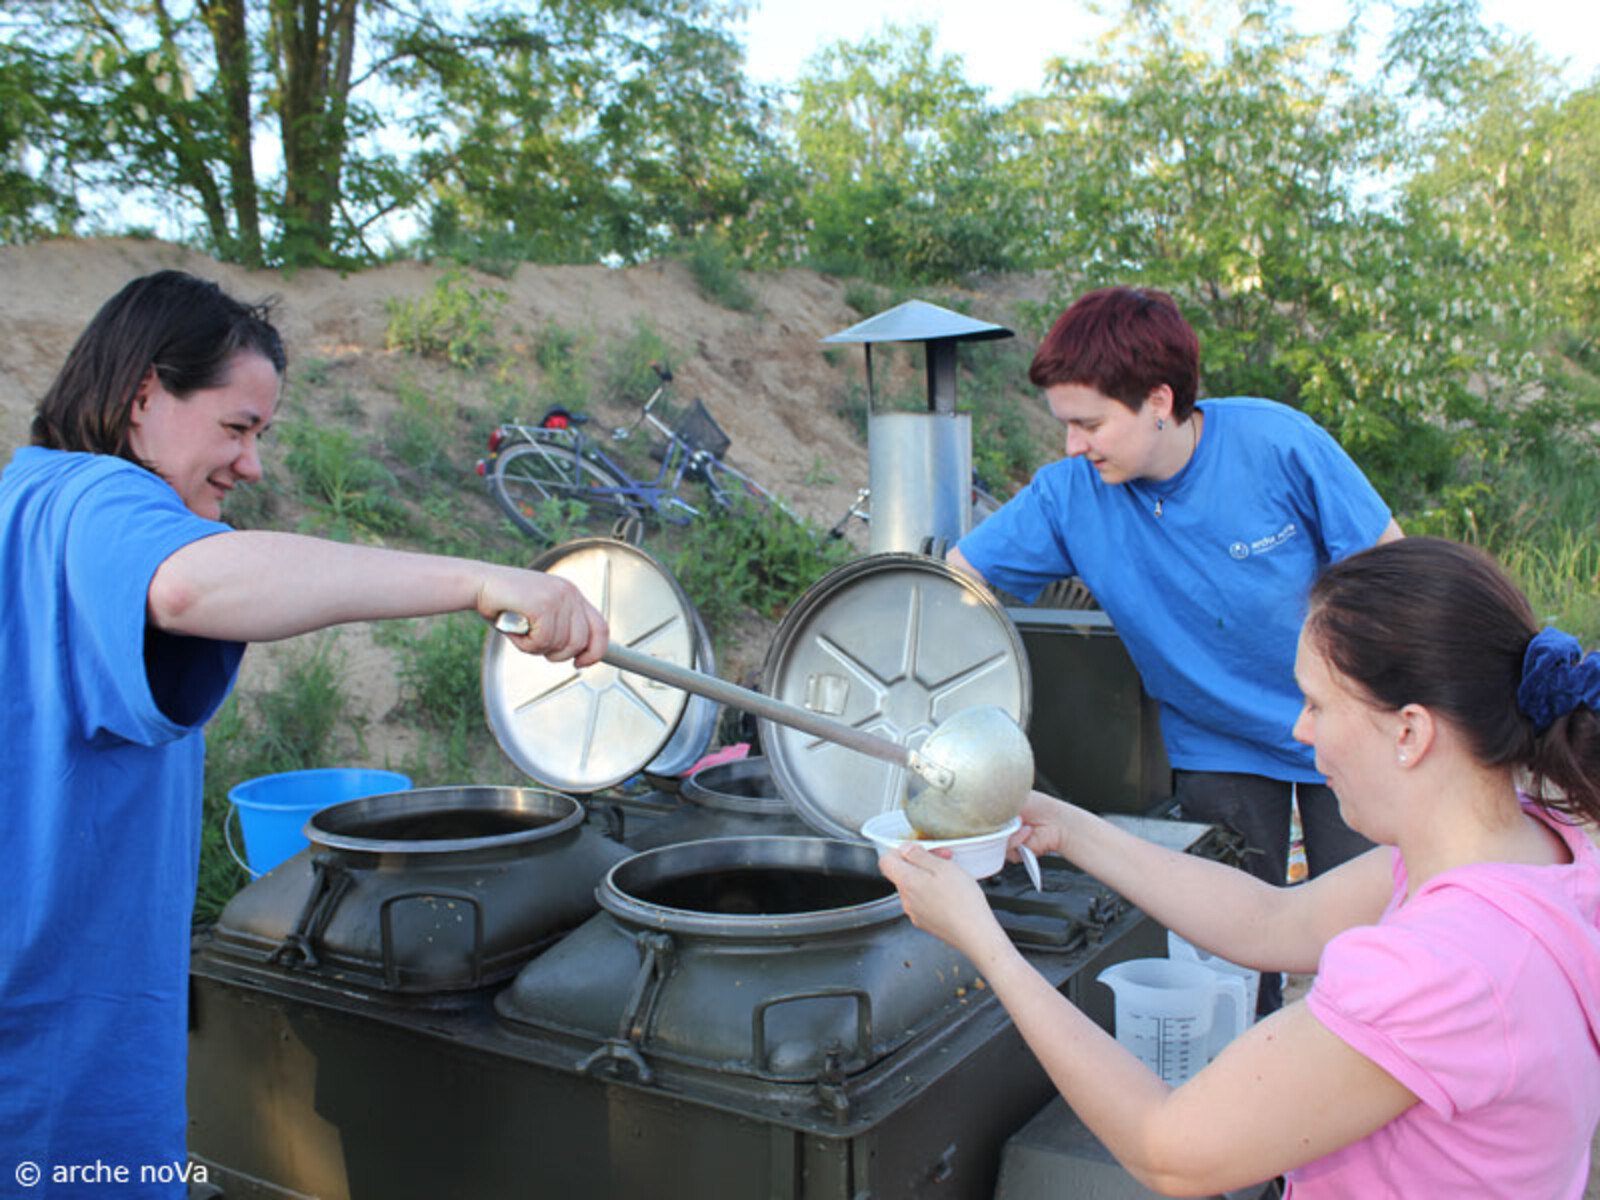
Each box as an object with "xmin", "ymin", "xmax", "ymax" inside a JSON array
[{"xmin": 860, "ymin": 810, "xmax": 1021, "ymax": 879}]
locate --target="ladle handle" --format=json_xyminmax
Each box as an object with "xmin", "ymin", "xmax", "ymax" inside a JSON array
[
  {"xmin": 493, "ymin": 612, "xmax": 920, "ymax": 777},
  {"xmin": 602, "ymin": 643, "xmax": 914, "ymax": 771}
]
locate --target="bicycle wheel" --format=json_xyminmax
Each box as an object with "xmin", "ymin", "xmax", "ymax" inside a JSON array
[
  {"xmin": 698, "ymin": 458, "xmax": 793, "ymax": 520},
  {"xmin": 971, "ymin": 482, "xmax": 1003, "ymax": 526},
  {"xmin": 491, "ymin": 442, "xmax": 643, "ymax": 545}
]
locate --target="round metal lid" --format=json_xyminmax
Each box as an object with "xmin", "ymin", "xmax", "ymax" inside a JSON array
[
  {"xmin": 642, "ymin": 598, "xmax": 719, "ymax": 778},
  {"xmin": 482, "ymin": 539, "xmax": 694, "ymax": 793},
  {"xmin": 758, "ymin": 554, "xmax": 1031, "ymax": 840}
]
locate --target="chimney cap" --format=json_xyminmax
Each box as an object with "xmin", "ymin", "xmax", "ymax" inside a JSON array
[{"xmin": 821, "ymin": 299, "xmax": 1013, "ymax": 346}]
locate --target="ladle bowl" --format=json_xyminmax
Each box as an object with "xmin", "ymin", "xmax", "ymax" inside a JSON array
[{"xmin": 903, "ymin": 704, "xmax": 1034, "ymax": 838}]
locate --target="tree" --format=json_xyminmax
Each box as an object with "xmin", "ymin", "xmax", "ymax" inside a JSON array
[
  {"xmin": 0, "ymin": 0, "xmax": 761, "ymax": 266},
  {"xmin": 0, "ymin": 39, "xmax": 99, "ymax": 241},
  {"xmin": 1007, "ymin": 0, "xmax": 1587, "ymax": 515},
  {"xmin": 1390, "ymin": 0, "xmax": 1600, "ymax": 358},
  {"xmin": 411, "ymin": 3, "xmax": 793, "ymax": 266},
  {"xmin": 787, "ymin": 22, "xmax": 1021, "ymax": 281}
]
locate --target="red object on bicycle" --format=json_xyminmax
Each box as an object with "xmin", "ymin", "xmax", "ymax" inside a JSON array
[
  {"xmin": 486, "ymin": 428, "xmax": 505, "ymax": 453},
  {"xmin": 475, "ymin": 459, "xmax": 488, "ymax": 478},
  {"xmin": 539, "ymin": 408, "xmax": 572, "ymax": 430}
]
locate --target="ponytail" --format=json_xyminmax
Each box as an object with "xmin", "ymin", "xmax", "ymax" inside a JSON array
[{"xmin": 1306, "ymin": 538, "xmax": 1600, "ymax": 823}]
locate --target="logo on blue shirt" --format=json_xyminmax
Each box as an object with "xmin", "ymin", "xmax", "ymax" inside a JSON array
[{"xmin": 1230, "ymin": 522, "xmax": 1298, "ymax": 559}]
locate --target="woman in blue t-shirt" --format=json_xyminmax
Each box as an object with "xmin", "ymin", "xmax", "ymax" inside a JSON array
[
  {"xmin": 950, "ymin": 286, "xmax": 1402, "ymax": 1014},
  {"xmin": 0, "ymin": 270, "xmax": 607, "ymax": 1197}
]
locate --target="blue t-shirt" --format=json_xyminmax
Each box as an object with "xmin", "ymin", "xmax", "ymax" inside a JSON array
[
  {"xmin": 958, "ymin": 397, "xmax": 1392, "ymax": 781},
  {"xmin": 0, "ymin": 447, "xmax": 243, "ymax": 1197}
]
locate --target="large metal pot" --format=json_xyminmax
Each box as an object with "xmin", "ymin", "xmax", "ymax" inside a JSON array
[
  {"xmin": 209, "ymin": 785, "xmax": 630, "ymax": 995},
  {"xmin": 495, "ymin": 836, "xmax": 979, "ymax": 1083},
  {"xmin": 624, "ymin": 756, "xmax": 813, "ymax": 849}
]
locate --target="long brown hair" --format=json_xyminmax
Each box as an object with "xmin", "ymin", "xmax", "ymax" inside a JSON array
[{"xmin": 1306, "ymin": 537, "xmax": 1600, "ymax": 823}]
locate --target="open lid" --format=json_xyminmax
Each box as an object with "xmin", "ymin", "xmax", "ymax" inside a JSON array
[
  {"xmin": 482, "ymin": 539, "xmax": 696, "ymax": 793},
  {"xmin": 758, "ymin": 554, "xmax": 1032, "ymax": 840}
]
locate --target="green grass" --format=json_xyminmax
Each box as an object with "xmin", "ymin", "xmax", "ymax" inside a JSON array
[
  {"xmin": 1396, "ymin": 432, "xmax": 1600, "ymax": 643},
  {"xmin": 1500, "ymin": 526, "xmax": 1600, "ymax": 642},
  {"xmin": 385, "ymin": 377, "xmax": 459, "ymax": 481},
  {"xmin": 675, "ymin": 232, "xmax": 757, "ymax": 313},
  {"xmin": 281, "ymin": 418, "xmax": 411, "ymax": 539},
  {"xmin": 600, "ymin": 319, "xmax": 677, "ymax": 408},
  {"xmin": 377, "ymin": 613, "xmax": 504, "ymax": 785}
]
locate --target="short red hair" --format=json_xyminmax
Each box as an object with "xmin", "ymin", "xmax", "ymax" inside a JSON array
[{"xmin": 1028, "ymin": 287, "xmax": 1200, "ymax": 419}]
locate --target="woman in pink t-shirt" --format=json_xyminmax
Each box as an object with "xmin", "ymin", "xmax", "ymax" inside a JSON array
[{"xmin": 881, "ymin": 537, "xmax": 1600, "ymax": 1197}]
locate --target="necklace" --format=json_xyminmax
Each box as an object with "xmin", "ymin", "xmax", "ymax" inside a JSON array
[{"xmin": 1151, "ymin": 417, "xmax": 1200, "ymax": 518}]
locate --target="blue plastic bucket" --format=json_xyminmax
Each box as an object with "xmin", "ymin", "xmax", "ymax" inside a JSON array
[{"xmin": 227, "ymin": 768, "xmax": 412, "ymax": 876}]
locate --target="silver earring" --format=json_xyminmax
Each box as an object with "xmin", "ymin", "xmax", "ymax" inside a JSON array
[
  {"xmin": 1156, "ymin": 418, "xmax": 1166, "ymax": 431},
  {"xmin": 1397, "ymin": 752, "xmax": 1409, "ymax": 765}
]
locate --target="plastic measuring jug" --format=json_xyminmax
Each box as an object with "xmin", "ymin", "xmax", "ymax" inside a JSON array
[
  {"xmin": 1166, "ymin": 931, "xmax": 1260, "ymax": 1061},
  {"xmin": 1096, "ymin": 957, "xmax": 1249, "ymax": 1086}
]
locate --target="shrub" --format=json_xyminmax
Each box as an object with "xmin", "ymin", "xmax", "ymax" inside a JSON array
[
  {"xmin": 281, "ymin": 420, "xmax": 410, "ymax": 538},
  {"xmin": 670, "ymin": 500, "xmax": 851, "ymax": 641},
  {"xmin": 532, "ymin": 321, "xmax": 594, "ymax": 417},
  {"xmin": 600, "ymin": 320, "xmax": 677, "ymax": 407},
  {"xmin": 384, "ymin": 271, "xmax": 506, "ymax": 368},
  {"xmin": 379, "ymin": 614, "xmax": 503, "ymax": 785},
  {"xmin": 385, "ymin": 377, "xmax": 458, "ymax": 481},
  {"xmin": 676, "ymin": 232, "xmax": 757, "ymax": 312}
]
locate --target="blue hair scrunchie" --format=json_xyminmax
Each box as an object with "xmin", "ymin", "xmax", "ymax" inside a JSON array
[{"xmin": 1518, "ymin": 627, "xmax": 1600, "ymax": 733}]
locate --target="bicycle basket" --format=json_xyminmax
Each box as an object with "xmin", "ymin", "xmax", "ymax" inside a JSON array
[{"xmin": 673, "ymin": 398, "xmax": 731, "ymax": 460}]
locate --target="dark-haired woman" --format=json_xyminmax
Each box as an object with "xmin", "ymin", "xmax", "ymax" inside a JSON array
[
  {"xmin": 884, "ymin": 537, "xmax": 1600, "ymax": 1197},
  {"xmin": 949, "ymin": 286, "xmax": 1402, "ymax": 1013},
  {"xmin": 0, "ymin": 270, "xmax": 606, "ymax": 1195}
]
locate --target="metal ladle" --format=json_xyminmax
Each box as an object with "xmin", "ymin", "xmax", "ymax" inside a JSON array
[{"xmin": 495, "ymin": 614, "xmax": 1033, "ymax": 837}]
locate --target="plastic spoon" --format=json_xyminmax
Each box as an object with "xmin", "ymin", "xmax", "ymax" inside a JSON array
[{"xmin": 1019, "ymin": 844, "xmax": 1044, "ymax": 892}]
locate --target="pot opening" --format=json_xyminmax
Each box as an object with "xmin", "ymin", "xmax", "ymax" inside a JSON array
[
  {"xmin": 629, "ymin": 866, "xmax": 893, "ymax": 916},
  {"xmin": 307, "ymin": 785, "xmax": 585, "ymax": 854},
  {"xmin": 340, "ymin": 808, "xmax": 559, "ymax": 841}
]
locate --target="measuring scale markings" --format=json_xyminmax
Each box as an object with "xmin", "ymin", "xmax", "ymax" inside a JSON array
[{"xmin": 1125, "ymin": 1012, "xmax": 1204, "ymax": 1085}]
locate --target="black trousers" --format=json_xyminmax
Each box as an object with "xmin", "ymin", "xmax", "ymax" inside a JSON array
[{"xmin": 1172, "ymin": 771, "xmax": 1373, "ymax": 1017}]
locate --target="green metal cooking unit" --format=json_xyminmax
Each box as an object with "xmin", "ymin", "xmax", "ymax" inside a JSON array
[
  {"xmin": 187, "ymin": 540, "xmax": 1205, "ymax": 1197},
  {"xmin": 189, "ymin": 816, "xmax": 1221, "ymax": 1199}
]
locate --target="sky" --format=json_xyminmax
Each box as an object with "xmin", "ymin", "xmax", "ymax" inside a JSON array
[{"xmin": 738, "ymin": 0, "xmax": 1600, "ymax": 102}]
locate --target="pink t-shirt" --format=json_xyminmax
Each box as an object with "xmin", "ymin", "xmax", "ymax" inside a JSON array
[{"xmin": 1287, "ymin": 807, "xmax": 1600, "ymax": 1198}]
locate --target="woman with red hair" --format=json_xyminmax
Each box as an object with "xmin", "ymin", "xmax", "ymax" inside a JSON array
[{"xmin": 950, "ymin": 286, "xmax": 1401, "ymax": 1014}]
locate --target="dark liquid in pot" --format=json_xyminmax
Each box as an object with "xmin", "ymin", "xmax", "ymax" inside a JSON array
[
  {"xmin": 347, "ymin": 809, "xmax": 559, "ymax": 841},
  {"xmin": 632, "ymin": 867, "xmax": 893, "ymax": 915}
]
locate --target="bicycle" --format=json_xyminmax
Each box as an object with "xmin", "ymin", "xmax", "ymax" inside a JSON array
[
  {"xmin": 826, "ymin": 476, "xmax": 1004, "ymax": 546},
  {"xmin": 477, "ymin": 364, "xmax": 789, "ymax": 546}
]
